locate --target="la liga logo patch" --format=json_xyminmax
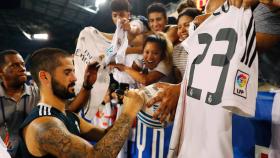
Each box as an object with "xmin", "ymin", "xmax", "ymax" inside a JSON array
[
  {"xmin": 234, "ymin": 70, "xmax": 249, "ymax": 98},
  {"xmin": 237, "ymin": 74, "xmax": 248, "ymax": 88}
]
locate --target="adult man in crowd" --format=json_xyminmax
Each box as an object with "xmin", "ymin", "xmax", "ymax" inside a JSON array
[
  {"xmin": 19, "ymin": 48, "xmax": 144, "ymax": 158},
  {"xmin": 0, "ymin": 50, "xmax": 40, "ymax": 157},
  {"xmin": 0, "ymin": 49, "xmax": 98, "ymax": 157}
]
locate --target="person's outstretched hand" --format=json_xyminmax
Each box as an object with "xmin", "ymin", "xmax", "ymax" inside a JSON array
[
  {"xmin": 109, "ymin": 63, "xmax": 126, "ymax": 71},
  {"xmin": 145, "ymin": 82, "xmax": 181, "ymax": 122}
]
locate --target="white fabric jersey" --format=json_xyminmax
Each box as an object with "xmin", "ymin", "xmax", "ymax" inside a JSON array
[
  {"xmin": 75, "ymin": 27, "xmax": 128, "ymax": 158},
  {"xmin": 74, "ymin": 26, "xmax": 111, "ymax": 93},
  {"xmin": 74, "ymin": 26, "xmax": 111, "ymax": 119},
  {"xmin": 107, "ymin": 19, "xmax": 128, "ymax": 65},
  {"xmin": 168, "ymin": 2, "xmax": 258, "ymax": 158},
  {"xmin": 111, "ymin": 20, "xmax": 141, "ymax": 85}
]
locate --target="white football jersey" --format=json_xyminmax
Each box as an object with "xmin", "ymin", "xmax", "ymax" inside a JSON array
[
  {"xmin": 109, "ymin": 19, "xmax": 141, "ymax": 85},
  {"xmin": 169, "ymin": 2, "xmax": 258, "ymax": 158},
  {"xmin": 106, "ymin": 19, "xmax": 128, "ymax": 65},
  {"xmin": 75, "ymin": 27, "xmax": 128, "ymax": 158},
  {"xmin": 74, "ymin": 27, "xmax": 111, "ymax": 92},
  {"xmin": 74, "ymin": 27, "xmax": 111, "ymax": 120}
]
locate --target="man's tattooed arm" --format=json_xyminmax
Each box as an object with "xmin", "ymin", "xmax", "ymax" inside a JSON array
[
  {"xmin": 90, "ymin": 89, "xmax": 144, "ymax": 157},
  {"xmin": 35, "ymin": 118, "xmax": 94, "ymax": 158},
  {"xmin": 33, "ymin": 90, "xmax": 142, "ymax": 158},
  {"xmin": 93, "ymin": 113, "xmax": 132, "ymax": 158},
  {"xmin": 34, "ymin": 114, "xmax": 133, "ymax": 158},
  {"xmin": 79, "ymin": 117, "xmax": 113, "ymax": 142}
]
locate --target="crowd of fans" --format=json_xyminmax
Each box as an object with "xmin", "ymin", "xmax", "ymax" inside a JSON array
[{"xmin": 0, "ymin": 0, "xmax": 279, "ymax": 157}]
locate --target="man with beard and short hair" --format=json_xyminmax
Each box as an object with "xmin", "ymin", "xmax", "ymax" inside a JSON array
[
  {"xmin": 18, "ymin": 48, "xmax": 144, "ymax": 158},
  {"xmin": 0, "ymin": 49, "xmax": 99, "ymax": 157}
]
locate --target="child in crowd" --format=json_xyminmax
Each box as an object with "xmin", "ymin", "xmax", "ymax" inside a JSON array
[
  {"xmin": 173, "ymin": 8, "xmax": 201, "ymax": 83},
  {"xmin": 110, "ymin": 33, "xmax": 173, "ymax": 87}
]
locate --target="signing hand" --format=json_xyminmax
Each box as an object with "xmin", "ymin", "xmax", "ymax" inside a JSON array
[
  {"xmin": 83, "ymin": 62, "xmax": 100, "ymax": 87},
  {"xmin": 123, "ymin": 90, "xmax": 145, "ymax": 119}
]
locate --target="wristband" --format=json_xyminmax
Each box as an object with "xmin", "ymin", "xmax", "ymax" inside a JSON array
[{"xmin": 83, "ymin": 82, "xmax": 93, "ymax": 90}]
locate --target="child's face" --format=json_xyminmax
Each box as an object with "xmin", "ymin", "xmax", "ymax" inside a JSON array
[
  {"xmin": 148, "ymin": 12, "xmax": 167, "ymax": 33},
  {"xmin": 177, "ymin": 15, "xmax": 193, "ymax": 41},
  {"xmin": 143, "ymin": 41, "xmax": 162, "ymax": 70},
  {"xmin": 111, "ymin": 10, "xmax": 130, "ymax": 25}
]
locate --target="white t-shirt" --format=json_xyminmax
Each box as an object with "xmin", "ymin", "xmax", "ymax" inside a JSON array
[
  {"xmin": 169, "ymin": 2, "xmax": 258, "ymax": 158},
  {"xmin": 135, "ymin": 59, "xmax": 172, "ymax": 84}
]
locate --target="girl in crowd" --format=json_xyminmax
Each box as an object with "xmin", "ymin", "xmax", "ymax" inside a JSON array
[
  {"xmin": 173, "ymin": 8, "xmax": 201, "ymax": 83},
  {"xmin": 110, "ymin": 33, "xmax": 173, "ymax": 87}
]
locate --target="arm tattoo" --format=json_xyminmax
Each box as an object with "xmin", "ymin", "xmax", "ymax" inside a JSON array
[
  {"xmin": 36, "ymin": 121, "xmax": 92, "ymax": 158},
  {"xmin": 93, "ymin": 113, "xmax": 132, "ymax": 158}
]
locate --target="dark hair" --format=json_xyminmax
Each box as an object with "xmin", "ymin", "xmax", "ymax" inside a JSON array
[
  {"xmin": 177, "ymin": 8, "xmax": 201, "ymax": 23},
  {"xmin": 177, "ymin": 0, "xmax": 197, "ymax": 14},
  {"xmin": 110, "ymin": 0, "xmax": 131, "ymax": 12},
  {"xmin": 28, "ymin": 48, "xmax": 71, "ymax": 87},
  {"xmin": 0, "ymin": 50, "xmax": 20, "ymax": 68},
  {"xmin": 143, "ymin": 33, "xmax": 168, "ymax": 60},
  {"xmin": 147, "ymin": 3, "xmax": 167, "ymax": 19}
]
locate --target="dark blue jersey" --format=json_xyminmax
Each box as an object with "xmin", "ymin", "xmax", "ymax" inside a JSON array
[{"xmin": 17, "ymin": 103, "xmax": 80, "ymax": 158}]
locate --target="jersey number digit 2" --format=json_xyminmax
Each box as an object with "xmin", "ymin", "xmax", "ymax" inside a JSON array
[{"xmin": 187, "ymin": 28, "xmax": 237, "ymax": 105}]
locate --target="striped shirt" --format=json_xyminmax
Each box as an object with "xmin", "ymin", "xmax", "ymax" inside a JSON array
[{"xmin": 172, "ymin": 43, "xmax": 188, "ymax": 79}]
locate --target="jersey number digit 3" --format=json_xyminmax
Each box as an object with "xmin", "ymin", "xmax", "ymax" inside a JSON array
[{"xmin": 187, "ymin": 28, "xmax": 238, "ymax": 105}]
